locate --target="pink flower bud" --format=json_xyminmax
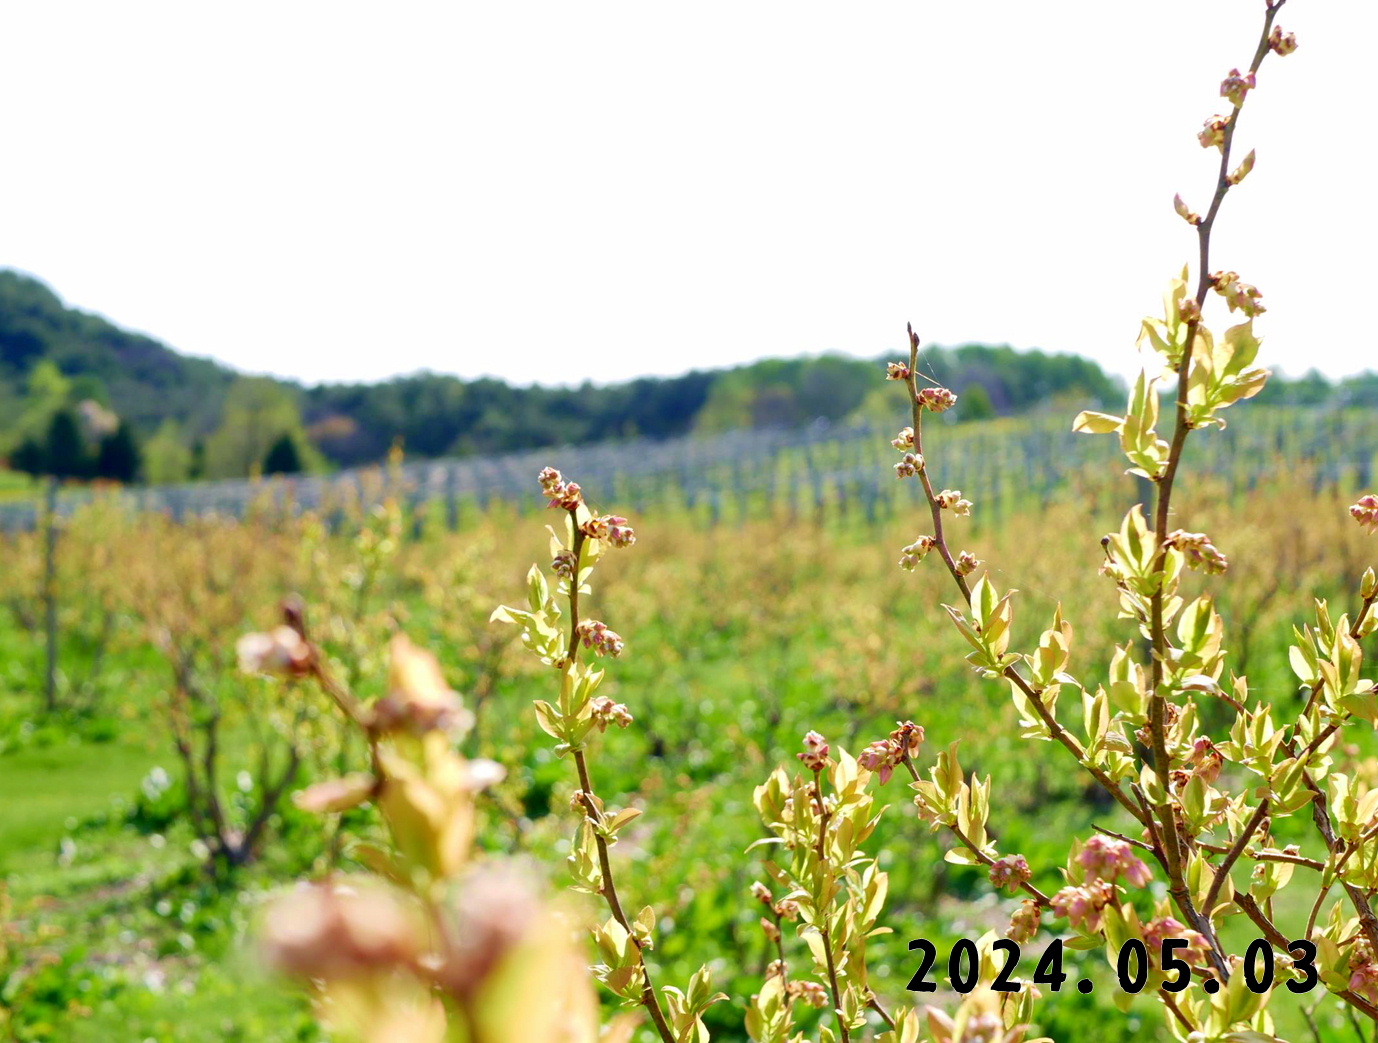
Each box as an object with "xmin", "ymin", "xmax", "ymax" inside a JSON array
[
  {"xmin": 589, "ymin": 695, "xmax": 634, "ymax": 730},
  {"xmin": 917, "ymin": 386, "xmax": 958, "ymax": 413},
  {"xmin": 576, "ymin": 620, "xmax": 624, "ymax": 658},
  {"xmin": 551, "ymin": 550, "xmax": 577, "ymax": 579},
  {"xmin": 1076, "ymin": 835, "xmax": 1152, "ymax": 887},
  {"xmin": 237, "ymin": 626, "xmax": 312, "ymax": 677},
  {"xmin": 988, "ymin": 854, "xmax": 1032, "ymax": 894},
  {"xmin": 1198, "ymin": 115, "xmax": 1230, "ymax": 150},
  {"xmin": 1166, "ymin": 529, "xmax": 1229, "ymax": 575},
  {"xmin": 1268, "ymin": 26, "xmax": 1298, "ymax": 56},
  {"xmin": 260, "ymin": 882, "xmax": 420, "ymax": 980},
  {"xmin": 537, "ymin": 466, "xmax": 583, "ymax": 510},
  {"xmin": 1050, "ymin": 879, "xmax": 1115, "ymax": 933},
  {"xmin": 582, "ymin": 514, "xmax": 636, "ymax": 548},
  {"xmin": 797, "ymin": 730, "xmax": 830, "ymax": 772},
  {"xmin": 750, "ymin": 881, "xmax": 773, "ymax": 905},
  {"xmin": 886, "ymin": 361, "xmax": 912, "ymax": 381},
  {"xmin": 954, "ymin": 551, "xmax": 980, "ymax": 577},
  {"xmin": 1220, "ymin": 67, "xmax": 1256, "ymax": 108},
  {"xmin": 890, "ymin": 720, "xmax": 925, "ymax": 756},
  {"xmin": 1007, "ymin": 899, "xmax": 1042, "ymax": 942},
  {"xmin": 787, "ymin": 979, "xmax": 829, "ymax": 1008},
  {"xmin": 858, "ymin": 739, "xmax": 900, "ymax": 784},
  {"xmin": 1352, "ymin": 494, "xmax": 1378, "ymax": 534}
]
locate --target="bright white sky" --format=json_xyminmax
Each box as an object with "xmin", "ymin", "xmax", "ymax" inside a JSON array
[{"xmin": 1, "ymin": 2, "xmax": 1373, "ymax": 389}]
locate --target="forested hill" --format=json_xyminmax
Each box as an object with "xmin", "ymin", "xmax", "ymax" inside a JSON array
[{"xmin": 2, "ymin": 268, "xmax": 1374, "ymax": 484}]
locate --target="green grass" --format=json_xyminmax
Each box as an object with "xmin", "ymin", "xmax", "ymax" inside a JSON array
[{"xmin": 0, "ymin": 730, "xmax": 153, "ymax": 874}]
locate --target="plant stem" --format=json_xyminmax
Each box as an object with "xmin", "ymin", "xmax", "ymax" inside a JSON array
[
  {"xmin": 813, "ymin": 767, "xmax": 851, "ymax": 1043},
  {"xmin": 902, "ymin": 328, "xmax": 1146, "ymax": 828},
  {"xmin": 561, "ymin": 513, "xmax": 677, "ymax": 1043},
  {"xmin": 1202, "ymin": 799, "xmax": 1268, "ymax": 916},
  {"xmin": 1143, "ymin": 0, "xmax": 1285, "ymax": 981}
]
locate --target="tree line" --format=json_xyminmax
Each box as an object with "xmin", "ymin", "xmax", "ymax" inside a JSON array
[{"xmin": 2, "ymin": 268, "xmax": 1373, "ymax": 485}]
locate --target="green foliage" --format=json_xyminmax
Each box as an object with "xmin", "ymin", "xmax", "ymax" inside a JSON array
[
  {"xmin": 203, "ymin": 378, "xmax": 311, "ymax": 479},
  {"xmin": 95, "ymin": 421, "xmax": 142, "ymax": 483},
  {"xmin": 142, "ymin": 420, "xmax": 193, "ymax": 485}
]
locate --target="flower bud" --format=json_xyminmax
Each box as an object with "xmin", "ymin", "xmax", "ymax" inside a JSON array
[
  {"xmin": 786, "ymin": 980, "xmax": 829, "ymax": 1008},
  {"xmin": 582, "ymin": 514, "xmax": 636, "ymax": 549},
  {"xmin": 1198, "ymin": 115, "xmax": 1230, "ymax": 150},
  {"xmin": 750, "ymin": 881, "xmax": 773, "ymax": 905},
  {"xmin": 760, "ymin": 917, "xmax": 781, "ymax": 944},
  {"xmin": 893, "ymin": 452, "xmax": 924, "ymax": 479},
  {"xmin": 890, "ymin": 720, "xmax": 925, "ymax": 756},
  {"xmin": 988, "ymin": 854, "xmax": 1031, "ymax": 894},
  {"xmin": 1352, "ymin": 494, "xmax": 1378, "ymax": 534},
  {"xmin": 237, "ymin": 626, "xmax": 312, "ymax": 677},
  {"xmin": 796, "ymin": 730, "xmax": 829, "ymax": 772},
  {"xmin": 858, "ymin": 739, "xmax": 901, "ymax": 784},
  {"xmin": 590, "ymin": 694, "xmax": 634, "ymax": 730},
  {"xmin": 260, "ymin": 881, "xmax": 421, "ymax": 981},
  {"xmin": 886, "ymin": 361, "xmax": 911, "ymax": 381},
  {"xmin": 899, "ymin": 535, "xmax": 936, "ymax": 571},
  {"xmin": 954, "ymin": 551, "xmax": 980, "ymax": 577},
  {"xmin": 936, "ymin": 489, "xmax": 972, "ymax": 516},
  {"xmin": 917, "ymin": 386, "xmax": 958, "ymax": 413},
  {"xmin": 1007, "ymin": 899, "xmax": 1041, "ymax": 943},
  {"xmin": 551, "ymin": 550, "xmax": 577, "ymax": 579},
  {"xmin": 891, "ymin": 427, "xmax": 915, "ymax": 451},
  {"xmin": 1210, "ymin": 270, "xmax": 1265, "ymax": 316},
  {"xmin": 1050, "ymin": 879, "xmax": 1115, "ymax": 932},
  {"xmin": 1166, "ymin": 529, "xmax": 1229, "ymax": 575},
  {"xmin": 576, "ymin": 620, "xmax": 625, "ymax": 658},
  {"xmin": 1076, "ymin": 835, "xmax": 1151, "ymax": 887},
  {"xmin": 1178, "ymin": 295, "xmax": 1201, "ymax": 324},
  {"xmin": 1268, "ymin": 26, "xmax": 1298, "ymax": 56},
  {"xmin": 537, "ymin": 466, "xmax": 583, "ymax": 510},
  {"xmin": 1220, "ymin": 67, "xmax": 1256, "ymax": 108}
]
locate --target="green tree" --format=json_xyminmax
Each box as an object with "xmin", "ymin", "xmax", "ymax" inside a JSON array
[
  {"xmin": 44, "ymin": 408, "xmax": 90, "ymax": 480},
  {"xmin": 143, "ymin": 420, "xmax": 193, "ymax": 484},
  {"xmin": 203, "ymin": 377, "xmax": 309, "ymax": 478},
  {"xmin": 9, "ymin": 435, "xmax": 45, "ymax": 477},
  {"xmin": 94, "ymin": 420, "xmax": 142, "ymax": 483},
  {"xmin": 262, "ymin": 432, "xmax": 303, "ymax": 475},
  {"xmin": 958, "ymin": 383, "xmax": 996, "ymax": 422}
]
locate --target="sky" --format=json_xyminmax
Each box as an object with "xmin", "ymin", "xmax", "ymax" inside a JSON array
[{"xmin": 2, "ymin": 2, "xmax": 1374, "ymax": 390}]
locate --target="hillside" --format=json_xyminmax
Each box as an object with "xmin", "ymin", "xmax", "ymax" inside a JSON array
[{"xmin": 1, "ymin": 268, "xmax": 1372, "ymax": 482}]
